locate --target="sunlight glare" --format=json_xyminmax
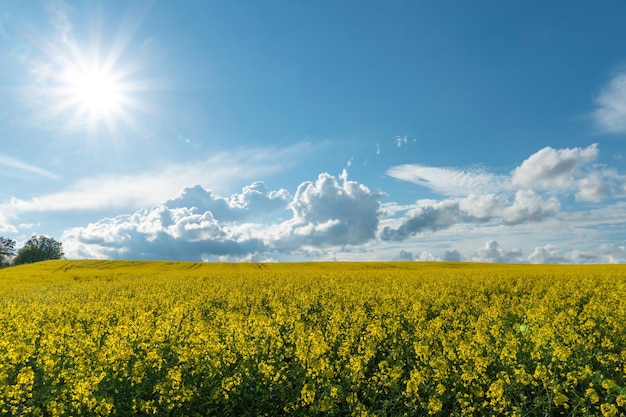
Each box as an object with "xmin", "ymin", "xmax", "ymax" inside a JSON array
[{"xmin": 64, "ymin": 66, "xmax": 125, "ymax": 121}]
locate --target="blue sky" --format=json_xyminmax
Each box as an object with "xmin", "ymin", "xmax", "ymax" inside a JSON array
[{"xmin": 1, "ymin": 0, "xmax": 626, "ymax": 263}]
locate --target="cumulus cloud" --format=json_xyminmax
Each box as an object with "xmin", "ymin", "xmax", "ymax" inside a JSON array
[
  {"xmin": 575, "ymin": 168, "xmax": 626, "ymax": 202},
  {"xmin": 393, "ymin": 248, "xmax": 461, "ymax": 263},
  {"xmin": 458, "ymin": 193, "xmax": 503, "ymax": 219},
  {"xmin": 386, "ymin": 242, "xmax": 624, "ymax": 265},
  {"xmin": 442, "ymin": 249, "xmax": 462, "ymax": 262},
  {"xmin": 382, "ymin": 143, "xmax": 626, "ymax": 247},
  {"xmin": 527, "ymin": 244, "xmax": 571, "ymax": 264},
  {"xmin": 576, "ymin": 172, "xmax": 612, "ymax": 202},
  {"xmin": 61, "ymin": 180, "xmax": 291, "ymax": 261},
  {"xmin": 380, "ymin": 191, "xmax": 560, "ymax": 241},
  {"xmin": 63, "ymin": 173, "xmax": 384, "ymax": 260},
  {"xmin": 502, "ymin": 190, "xmax": 560, "ymax": 225},
  {"xmin": 63, "ymin": 204, "xmax": 265, "ymax": 261},
  {"xmin": 395, "ymin": 250, "xmax": 415, "ymax": 261},
  {"xmin": 275, "ymin": 173, "xmax": 383, "ymax": 248},
  {"xmin": 56, "ymin": 143, "xmax": 626, "ymax": 263},
  {"xmin": 380, "ymin": 200, "xmax": 468, "ymax": 241},
  {"xmin": 0, "ymin": 214, "xmax": 17, "ymax": 234},
  {"xmin": 511, "ymin": 144, "xmax": 598, "ymax": 190},
  {"xmin": 527, "ymin": 243, "xmax": 625, "ymax": 264},
  {"xmin": 597, "ymin": 244, "xmax": 626, "ymax": 264},
  {"xmin": 472, "ymin": 240, "xmax": 523, "ymax": 263},
  {"xmin": 388, "ymin": 144, "xmax": 625, "ymax": 203},
  {"xmin": 417, "ymin": 251, "xmax": 439, "ymax": 261},
  {"xmin": 165, "ymin": 182, "xmax": 290, "ymax": 222},
  {"xmin": 593, "ymin": 72, "xmax": 626, "ymax": 134}
]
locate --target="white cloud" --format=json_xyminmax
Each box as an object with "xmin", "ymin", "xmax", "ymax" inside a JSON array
[
  {"xmin": 56, "ymin": 144, "xmax": 626, "ymax": 263},
  {"xmin": 528, "ymin": 244, "xmax": 571, "ymax": 264},
  {"xmin": 597, "ymin": 244, "xmax": 626, "ymax": 264},
  {"xmin": 0, "ymin": 154, "xmax": 59, "ymax": 180},
  {"xmin": 527, "ymin": 243, "xmax": 626, "ymax": 264},
  {"xmin": 395, "ymin": 250, "xmax": 415, "ymax": 260},
  {"xmin": 511, "ymin": 144, "xmax": 598, "ymax": 190},
  {"xmin": 63, "ymin": 204, "xmax": 265, "ymax": 261},
  {"xmin": 561, "ymin": 202, "xmax": 626, "ymax": 227},
  {"xmin": 386, "ymin": 164, "xmax": 506, "ymax": 196},
  {"xmin": 63, "ymin": 172, "xmax": 384, "ymax": 260},
  {"xmin": 49, "ymin": 169, "xmax": 373, "ymax": 258},
  {"xmin": 459, "ymin": 193, "xmax": 503, "ymax": 219},
  {"xmin": 472, "ymin": 240, "xmax": 523, "ymax": 263},
  {"xmin": 593, "ymin": 72, "xmax": 626, "ymax": 134},
  {"xmin": 380, "ymin": 200, "xmax": 467, "ymax": 241},
  {"xmin": 413, "ymin": 251, "xmax": 435, "ymax": 261},
  {"xmin": 502, "ymin": 190, "xmax": 560, "ymax": 225},
  {"xmin": 275, "ymin": 172, "xmax": 383, "ymax": 248},
  {"xmin": 394, "ymin": 135, "xmax": 409, "ymax": 147},
  {"xmin": 3, "ymin": 143, "xmax": 312, "ymax": 214},
  {"xmin": 389, "ymin": 144, "xmax": 625, "ymax": 203},
  {"xmin": 165, "ymin": 182, "xmax": 290, "ymax": 222},
  {"xmin": 0, "ymin": 213, "xmax": 17, "ymax": 234},
  {"xmin": 575, "ymin": 168, "xmax": 626, "ymax": 202},
  {"xmin": 380, "ymin": 190, "xmax": 560, "ymax": 241},
  {"xmin": 442, "ymin": 249, "xmax": 462, "ymax": 262}
]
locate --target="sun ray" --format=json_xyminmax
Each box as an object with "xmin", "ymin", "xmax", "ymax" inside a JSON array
[{"xmin": 19, "ymin": 2, "xmax": 157, "ymax": 140}]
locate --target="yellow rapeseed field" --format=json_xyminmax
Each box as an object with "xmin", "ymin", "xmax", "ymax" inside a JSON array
[{"xmin": 0, "ymin": 260, "xmax": 624, "ymax": 416}]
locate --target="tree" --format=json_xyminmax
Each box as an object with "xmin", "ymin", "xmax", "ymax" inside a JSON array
[
  {"xmin": 0, "ymin": 237, "xmax": 16, "ymax": 267},
  {"xmin": 13, "ymin": 236, "xmax": 64, "ymax": 265}
]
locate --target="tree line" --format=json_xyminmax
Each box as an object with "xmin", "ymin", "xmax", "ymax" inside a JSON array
[{"xmin": 0, "ymin": 236, "xmax": 64, "ymax": 267}]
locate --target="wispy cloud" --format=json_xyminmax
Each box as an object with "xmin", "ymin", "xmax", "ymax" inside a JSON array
[
  {"xmin": 593, "ymin": 71, "xmax": 626, "ymax": 134},
  {"xmin": 386, "ymin": 164, "xmax": 506, "ymax": 196},
  {"xmin": 3, "ymin": 142, "xmax": 314, "ymax": 213},
  {"xmin": 394, "ymin": 135, "xmax": 409, "ymax": 147},
  {"xmin": 0, "ymin": 154, "xmax": 59, "ymax": 180}
]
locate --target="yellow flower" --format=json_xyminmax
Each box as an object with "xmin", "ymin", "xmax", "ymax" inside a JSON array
[
  {"xmin": 600, "ymin": 403, "xmax": 618, "ymax": 417},
  {"xmin": 553, "ymin": 393, "xmax": 568, "ymax": 407},
  {"xmin": 301, "ymin": 383, "xmax": 316, "ymax": 405},
  {"xmin": 16, "ymin": 367, "xmax": 34, "ymax": 386},
  {"xmin": 427, "ymin": 397, "xmax": 443, "ymax": 415},
  {"xmin": 487, "ymin": 380, "xmax": 505, "ymax": 401},
  {"xmin": 586, "ymin": 388, "xmax": 599, "ymax": 404}
]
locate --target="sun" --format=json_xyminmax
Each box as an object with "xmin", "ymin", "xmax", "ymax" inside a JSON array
[
  {"xmin": 23, "ymin": 2, "xmax": 156, "ymax": 136},
  {"xmin": 62, "ymin": 62, "xmax": 129, "ymax": 126},
  {"xmin": 64, "ymin": 66, "xmax": 125, "ymax": 121}
]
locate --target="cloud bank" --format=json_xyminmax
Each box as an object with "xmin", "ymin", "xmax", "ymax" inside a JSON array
[
  {"xmin": 43, "ymin": 143, "xmax": 626, "ymax": 263},
  {"xmin": 63, "ymin": 172, "xmax": 384, "ymax": 261}
]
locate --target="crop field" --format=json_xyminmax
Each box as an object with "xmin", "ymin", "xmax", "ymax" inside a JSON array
[{"xmin": 0, "ymin": 261, "xmax": 624, "ymax": 416}]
